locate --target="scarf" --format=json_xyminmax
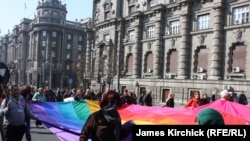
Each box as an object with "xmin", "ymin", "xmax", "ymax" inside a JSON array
[{"xmin": 102, "ymin": 100, "xmax": 121, "ymax": 141}]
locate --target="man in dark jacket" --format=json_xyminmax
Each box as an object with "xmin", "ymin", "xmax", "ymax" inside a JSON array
[
  {"xmin": 80, "ymin": 90, "xmax": 131, "ymax": 141},
  {"xmin": 143, "ymin": 89, "xmax": 152, "ymax": 106},
  {"xmin": 238, "ymin": 91, "xmax": 248, "ymax": 105}
]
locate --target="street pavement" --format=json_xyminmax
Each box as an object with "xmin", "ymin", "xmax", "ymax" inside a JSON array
[{"xmin": 22, "ymin": 120, "xmax": 60, "ymax": 141}]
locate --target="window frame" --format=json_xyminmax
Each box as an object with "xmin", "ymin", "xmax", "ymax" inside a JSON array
[
  {"xmin": 147, "ymin": 25, "xmax": 155, "ymax": 39},
  {"xmin": 169, "ymin": 20, "xmax": 180, "ymax": 35},
  {"xmin": 197, "ymin": 14, "xmax": 210, "ymax": 30},
  {"xmin": 128, "ymin": 30, "xmax": 135, "ymax": 42},
  {"xmin": 66, "ymin": 44, "xmax": 71, "ymax": 50},
  {"xmin": 232, "ymin": 5, "xmax": 249, "ymax": 25},
  {"xmin": 52, "ymin": 31, "xmax": 57, "ymax": 37}
]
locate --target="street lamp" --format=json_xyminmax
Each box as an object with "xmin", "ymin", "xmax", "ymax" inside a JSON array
[
  {"xmin": 107, "ymin": 72, "xmax": 112, "ymax": 89},
  {"xmin": 8, "ymin": 62, "xmax": 16, "ymax": 85},
  {"xmin": 49, "ymin": 55, "xmax": 52, "ymax": 89}
]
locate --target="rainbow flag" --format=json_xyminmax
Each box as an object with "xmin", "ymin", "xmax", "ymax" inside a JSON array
[{"xmin": 30, "ymin": 100, "xmax": 250, "ymax": 141}]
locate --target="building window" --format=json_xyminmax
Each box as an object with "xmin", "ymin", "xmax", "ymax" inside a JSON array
[
  {"xmin": 66, "ymin": 53, "xmax": 71, "ymax": 59},
  {"xmin": 146, "ymin": 52, "xmax": 153, "ymax": 71},
  {"xmin": 41, "ymin": 50, "xmax": 45, "ymax": 57},
  {"xmin": 149, "ymin": 0, "xmax": 157, "ymax": 7},
  {"xmin": 147, "ymin": 26, "xmax": 155, "ymax": 38},
  {"xmin": 168, "ymin": 50, "xmax": 178, "ymax": 73},
  {"xmin": 230, "ymin": 45, "xmax": 246, "ymax": 73},
  {"xmin": 41, "ymin": 41, "xmax": 46, "ymax": 47},
  {"xmin": 197, "ymin": 14, "xmax": 210, "ymax": 30},
  {"xmin": 78, "ymin": 45, "xmax": 82, "ymax": 51},
  {"xmin": 66, "ymin": 64, "xmax": 70, "ymax": 70},
  {"xmin": 52, "ymin": 11, "xmax": 58, "ymax": 16},
  {"xmin": 233, "ymin": 5, "xmax": 249, "ymax": 24},
  {"xmin": 196, "ymin": 48, "xmax": 208, "ymax": 72},
  {"xmin": 169, "ymin": 20, "xmax": 180, "ymax": 35},
  {"xmin": 51, "ymin": 51, "xmax": 55, "ymax": 58},
  {"xmin": 170, "ymin": 0, "xmax": 176, "ymax": 3},
  {"xmin": 129, "ymin": 5, "xmax": 136, "ymax": 14},
  {"xmin": 52, "ymin": 41, "xmax": 56, "ymax": 47},
  {"xmin": 67, "ymin": 44, "xmax": 71, "ymax": 49},
  {"xmin": 42, "ymin": 31, "xmax": 47, "ymax": 37},
  {"xmin": 78, "ymin": 35, "xmax": 83, "ymax": 42},
  {"xmin": 96, "ymin": 2, "xmax": 100, "ymax": 10},
  {"xmin": 126, "ymin": 54, "xmax": 133, "ymax": 73},
  {"xmin": 105, "ymin": 11, "xmax": 111, "ymax": 20},
  {"xmin": 128, "ymin": 30, "xmax": 135, "ymax": 42},
  {"xmin": 78, "ymin": 54, "xmax": 81, "ymax": 59},
  {"xmin": 128, "ymin": 0, "xmax": 138, "ymax": 4},
  {"xmin": 43, "ymin": 11, "xmax": 48, "ymax": 16},
  {"xmin": 52, "ymin": 32, "xmax": 57, "ymax": 37},
  {"xmin": 104, "ymin": 34, "xmax": 110, "ymax": 41},
  {"xmin": 67, "ymin": 34, "xmax": 72, "ymax": 40}
]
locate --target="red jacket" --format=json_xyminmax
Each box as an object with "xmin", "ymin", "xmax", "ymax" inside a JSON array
[{"xmin": 185, "ymin": 99, "xmax": 202, "ymax": 109}]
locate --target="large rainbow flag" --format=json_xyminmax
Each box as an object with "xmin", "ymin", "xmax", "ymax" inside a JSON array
[{"xmin": 30, "ymin": 100, "xmax": 250, "ymax": 141}]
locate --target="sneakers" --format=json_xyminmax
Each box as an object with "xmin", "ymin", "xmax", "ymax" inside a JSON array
[{"xmin": 36, "ymin": 124, "xmax": 44, "ymax": 128}]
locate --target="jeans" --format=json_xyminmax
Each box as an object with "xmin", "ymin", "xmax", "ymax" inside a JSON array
[{"xmin": 25, "ymin": 118, "xmax": 31, "ymax": 141}]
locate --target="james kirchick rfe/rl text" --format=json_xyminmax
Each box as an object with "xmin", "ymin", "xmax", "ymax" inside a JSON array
[
  {"xmin": 135, "ymin": 128, "xmax": 246, "ymax": 137},
  {"xmin": 136, "ymin": 129, "xmax": 205, "ymax": 136}
]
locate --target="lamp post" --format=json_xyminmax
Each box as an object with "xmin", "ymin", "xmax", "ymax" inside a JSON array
[
  {"xmin": 8, "ymin": 62, "xmax": 16, "ymax": 85},
  {"xmin": 49, "ymin": 55, "xmax": 52, "ymax": 89},
  {"xmin": 83, "ymin": 72, "xmax": 86, "ymax": 90},
  {"xmin": 107, "ymin": 72, "xmax": 112, "ymax": 89}
]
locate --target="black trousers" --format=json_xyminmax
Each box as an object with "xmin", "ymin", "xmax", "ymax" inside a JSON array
[
  {"xmin": 4, "ymin": 124, "xmax": 26, "ymax": 141},
  {"xmin": 35, "ymin": 120, "xmax": 42, "ymax": 126}
]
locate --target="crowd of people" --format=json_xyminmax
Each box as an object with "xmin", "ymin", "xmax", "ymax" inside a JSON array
[
  {"xmin": 0, "ymin": 84, "xmax": 248, "ymax": 141},
  {"xmin": 185, "ymin": 89, "xmax": 248, "ymax": 109}
]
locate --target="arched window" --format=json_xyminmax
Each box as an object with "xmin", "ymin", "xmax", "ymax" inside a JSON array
[
  {"xmin": 127, "ymin": 54, "xmax": 133, "ymax": 73},
  {"xmin": 197, "ymin": 48, "xmax": 208, "ymax": 69},
  {"xmin": 146, "ymin": 52, "xmax": 153, "ymax": 70},
  {"xmin": 193, "ymin": 46, "xmax": 207, "ymax": 73},
  {"xmin": 166, "ymin": 49, "xmax": 177, "ymax": 73},
  {"xmin": 169, "ymin": 50, "xmax": 178, "ymax": 73},
  {"xmin": 232, "ymin": 45, "xmax": 246, "ymax": 71}
]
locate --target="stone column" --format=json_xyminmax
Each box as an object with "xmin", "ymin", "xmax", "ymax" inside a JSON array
[
  {"xmin": 85, "ymin": 32, "xmax": 92, "ymax": 77},
  {"xmin": 35, "ymin": 31, "xmax": 40, "ymax": 68},
  {"xmin": 153, "ymin": 19, "xmax": 162, "ymax": 78},
  {"xmin": 177, "ymin": 13, "xmax": 189, "ymax": 79},
  {"xmin": 132, "ymin": 25, "xmax": 140, "ymax": 78},
  {"xmin": 94, "ymin": 48, "xmax": 101, "ymax": 79},
  {"xmin": 208, "ymin": 2, "xmax": 223, "ymax": 80},
  {"xmin": 116, "ymin": 30, "xmax": 121, "ymax": 90}
]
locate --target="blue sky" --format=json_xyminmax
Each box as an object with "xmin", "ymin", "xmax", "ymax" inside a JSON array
[{"xmin": 0, "ymin": 0, "xmax": 93, "ymax": 35}]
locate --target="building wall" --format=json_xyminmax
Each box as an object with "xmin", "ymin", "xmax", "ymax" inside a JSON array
[{"xmin": 92, "ymin": 0, "xmax": 250, "ymax": 105}]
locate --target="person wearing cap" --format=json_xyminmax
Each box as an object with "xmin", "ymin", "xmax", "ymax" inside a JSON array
[
  {"xmin": 80, "ymin": 90, "xmax": 131, "ymax": 141},
  {"xmin": 197, "ymin": 108, "xmax": 225, "ymax": 125},
  {"xmin": 220, "ymin": 90, "xmax": 230, "ymax": 101}
]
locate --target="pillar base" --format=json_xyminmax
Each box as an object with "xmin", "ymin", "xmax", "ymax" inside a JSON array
[
  {"xmin": 175, "ymin": 76, "xmax": 188, "ymax": 79},
  {"xmin": 207, "ymin": 76, "xmax": 222, "ymax": 80}
]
